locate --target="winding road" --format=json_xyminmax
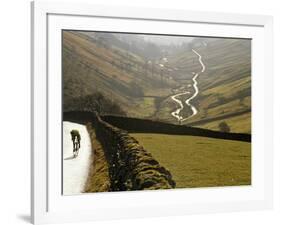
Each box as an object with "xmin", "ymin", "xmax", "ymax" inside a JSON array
[
  {"xmin": 171, "ymin": 49, "xmax": 206, "ymax": 122},
  {"xmin": 171, "ymin": 91, "xmax": 190, "ymax": 121}
]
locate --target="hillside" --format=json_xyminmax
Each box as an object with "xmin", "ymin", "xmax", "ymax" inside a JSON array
[
  {"xmin": 157, "ymin": 37, "xmax": 251, "ymax": 133},
  {"xmin": 63, "ymin": 31, "xmax": 251, "ymax": 133},
  {"xmin": 63, "ymin": 31, "xmax": 176, "ymax": 118}
]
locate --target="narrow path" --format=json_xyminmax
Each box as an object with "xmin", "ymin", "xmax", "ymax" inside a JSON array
[
  {"xmin": 171, "ymin": 91, "xmax": 190, "ymax": 121},
  {"xmin": 170, "ymin": 48, "xmax": 206, "ymax": 122},
  {"xmin": 63, "ymin": 121, "xmax": 92, "ymax": 195},
  {"xmin": 181, "ymin": 49, "xmax": 206, "ymax": 121}
]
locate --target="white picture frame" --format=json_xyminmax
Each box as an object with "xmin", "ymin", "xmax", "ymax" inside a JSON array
[{"xmin": 31, "ymin": 1, "xmax": 274, "ymax": 224}]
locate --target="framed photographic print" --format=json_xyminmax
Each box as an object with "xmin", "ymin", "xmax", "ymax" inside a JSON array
[{"xmin": 31, "ymin": 1, "xmax": 273, "ymax": 224}]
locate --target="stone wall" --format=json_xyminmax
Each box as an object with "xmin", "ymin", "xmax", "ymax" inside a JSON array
[
  {"xmin": 101, "ymin": 115, "xmax": 251, "ymax": 142},
  {"xmin": 92, "ymin": 112, "xmax": 176, "ymax": 191}
]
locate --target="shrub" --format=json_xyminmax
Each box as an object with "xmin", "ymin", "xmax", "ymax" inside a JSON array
[{"xmin": 218, "ymin": 121, "xmax": 231, "ymax": 133}]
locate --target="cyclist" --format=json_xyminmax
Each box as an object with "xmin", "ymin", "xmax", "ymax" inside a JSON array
[{"xmin": 70, "ymin": 130, "xmax": 81, "ymax": 157}]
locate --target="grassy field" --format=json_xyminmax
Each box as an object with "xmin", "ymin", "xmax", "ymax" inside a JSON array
[
  {"xmin": 196, "ymin": 112, "xmax": 251, "ymax": 134},
  {"xmin": 131, "ymin": 133, "xmax": 251, "ymax": 188},
  {"xmin": 84, "ymin": 125, "xmax": 110, "ymax": 193}
]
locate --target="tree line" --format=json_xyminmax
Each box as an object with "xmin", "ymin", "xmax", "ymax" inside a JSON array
[{"xmin": 64, "ymin": 92, "xmax": 126, "ymax": 116}]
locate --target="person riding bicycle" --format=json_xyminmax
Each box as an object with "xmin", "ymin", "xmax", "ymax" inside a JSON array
[{"xmin": 70, "ymin": 130, "xmax": 81, "ymax": 157}]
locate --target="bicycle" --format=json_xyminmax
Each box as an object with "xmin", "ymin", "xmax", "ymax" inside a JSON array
[{"xmin": 70, "ymin": 130, "xmax": 81, "ymax": 158}]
